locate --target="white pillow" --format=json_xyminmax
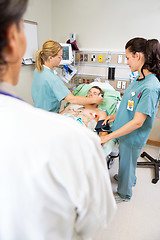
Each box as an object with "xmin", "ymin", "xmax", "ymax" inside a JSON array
[{"xmin": 89, "ymin": 81, "xmax": 115, "ymax": 90}]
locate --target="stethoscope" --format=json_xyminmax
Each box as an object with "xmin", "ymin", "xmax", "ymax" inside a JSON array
[{"xmin": 0, "ymin": 90, "xmax": 23, "ymax": 101}]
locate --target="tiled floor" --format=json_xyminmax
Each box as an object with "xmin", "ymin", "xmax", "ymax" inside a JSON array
[{"xmin": 93, "ymin": 144, "xmax": 160, "ymax": 240}]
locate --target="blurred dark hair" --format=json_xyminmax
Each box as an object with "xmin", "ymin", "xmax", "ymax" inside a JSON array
[
  {"xmin": 90, "ymin": 86, "xmax": 104, "ymax": 98},
  {"xmin": 0, "ymin": 0, "xmax": 28, "ymax": 68},
  {"xmin": 125, "ymin": 37, "xmax": 160, "ymax": 81}
]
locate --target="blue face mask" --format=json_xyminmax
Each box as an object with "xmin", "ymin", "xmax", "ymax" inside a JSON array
[{"xmin": 129, "ymin": 71, "xmax": 140, "ymax": 81}]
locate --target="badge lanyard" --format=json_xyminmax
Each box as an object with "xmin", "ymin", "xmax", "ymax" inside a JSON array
[
  {"xmin": 127, "ymin": 92, "xmax": 135, "ymax": 111},
  {"xmin": 0, "ymin": 90, "xmax": 23, "ymax": 101}
]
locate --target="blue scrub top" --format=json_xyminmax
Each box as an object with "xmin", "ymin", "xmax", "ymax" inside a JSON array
[
  {"xmin": 31, "ymin": 65, "xmax": 71, "ymax": 113},
  {"xmin": 112, "ymin": 74, "xmax": 160, "ymax": 147}
]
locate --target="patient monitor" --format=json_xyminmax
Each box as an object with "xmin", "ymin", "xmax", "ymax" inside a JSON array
[
  {"xmin": 59, "ymin": 43, "xmax": 76, "ymax": 83},
  {"xmin": 60, "ymin": 43, "xmax": 73, "ymax": 65}
]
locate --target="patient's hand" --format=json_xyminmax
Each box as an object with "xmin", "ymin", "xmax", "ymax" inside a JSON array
[{"xmin": 102, "ymin": 113, "xmax": 117, "ymax": 125}]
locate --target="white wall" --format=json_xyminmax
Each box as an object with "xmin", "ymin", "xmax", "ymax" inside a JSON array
[
  {"xmin": 15, "ymin": 0, "xmax": 53, "ymax": 104},
  {"xmin": 52, "ymin": 0, "xmax": 160, "ymax": 51},
  {"xmin": 23, "ymin": 0, "xmax": 53, "ymax": 47}
]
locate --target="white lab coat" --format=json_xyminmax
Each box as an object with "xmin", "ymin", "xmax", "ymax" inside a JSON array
[{"xmin": 0, "ymin": 94, "xmax": 116, "ymax": 240}]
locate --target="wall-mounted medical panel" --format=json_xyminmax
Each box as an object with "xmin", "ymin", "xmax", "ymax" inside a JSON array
[
  {"xmin": 73, "ymin": 50, "xmax": 131, "ymax": 93},
  {"xmin": 76, "ymin": 52, "xmax": 106, "ymax": 64},
  {"xmin": 75, "ymin": 64, "xmax": 130, "ymax": 81},
  {"xmin": 75, "ymin": 51, "xmax": 127, "ymax": 66}
]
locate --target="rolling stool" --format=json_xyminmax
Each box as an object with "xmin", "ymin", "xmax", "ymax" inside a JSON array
[
  {"xmin": 137, "ymin": 108, "xmax": 160, "ymax": 184},
  {"xmin": 107, "ymin": 146, "xmax": 119, "ymax": 169},
  {"xmin": 137, "ymin": 150, "xmax": 160, "ymax": 184}
]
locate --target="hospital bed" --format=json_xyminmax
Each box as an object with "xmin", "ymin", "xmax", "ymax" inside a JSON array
[{"xmin": 67, "ymin": 82, "xmax": 121, "ymax": 168}]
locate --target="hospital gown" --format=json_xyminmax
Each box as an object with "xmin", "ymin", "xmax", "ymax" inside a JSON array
[{"xmin": 0, "ymin": 93, "xmax": 116, "ymax": 240}]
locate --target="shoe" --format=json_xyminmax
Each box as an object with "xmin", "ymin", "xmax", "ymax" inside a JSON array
[
  {"xmin": 114, "ymin": 192, "xmax": 130, "ymax": 203},
  {"xmin": 113, "ymin": 174, "xmax": 136, "ymax": 186}
]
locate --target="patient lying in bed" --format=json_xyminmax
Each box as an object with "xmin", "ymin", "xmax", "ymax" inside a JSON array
[{"xmin": 60, "ymin": 86, "xmax": 109, "ymax": 137}]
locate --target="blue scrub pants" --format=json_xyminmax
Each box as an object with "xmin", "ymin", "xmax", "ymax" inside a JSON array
[{"xmin": 117, "ymin": 141, "xmax": 142, "ymax": 199}]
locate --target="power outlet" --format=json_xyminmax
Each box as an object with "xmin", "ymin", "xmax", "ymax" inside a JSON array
[
  {"xmin": 70, "ymin": 32, "xmax": 76, "ymax": 43},
  {"xmin": 117, "ymin": 81, "xmax": 122, "ymax": 89},
  {"xmin": 78, "ymin": 78, "xmax": 82, "ymax": 83},
  {"xmin": 91, "ymin": 54, "xmax": 96, "ymax": 61},
  {"xmin": 122, "ymin": 81, "xmax": 126, "ymax": 89},
  {"xmin": 99, "ymin": 55, "xmax": 103, "ymax": 62},
  {"xmin": 118, "ymin": 55, "xmax": 123, "ymax": 64},
  {"xmin": 84, "ymin": 54, "xmax": 88, "ymax": 62},
  {"xmin": 80, "ymin": 54, "xmax": 83, "ymax": 62},
  {"xmin": 106, "ymin": 55, "xmax": 111, "ymax": 63}
]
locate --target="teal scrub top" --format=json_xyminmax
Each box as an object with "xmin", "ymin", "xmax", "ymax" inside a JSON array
[
  {"xmin": 112, "ymin": 74, "xmax": 160, "ymax": 147},
  {"xmin": 31, "ymin": 65, "xmax": 71, "ymax": 113}
]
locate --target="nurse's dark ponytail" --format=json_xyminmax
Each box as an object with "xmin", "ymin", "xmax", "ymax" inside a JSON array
[
  {"xmin": 144, "ymin": 39, "xmax": 160, "ymax": 81},
  {"xmin": 125, "ymin": 37, "xmax": 160, "ymax": 81}
]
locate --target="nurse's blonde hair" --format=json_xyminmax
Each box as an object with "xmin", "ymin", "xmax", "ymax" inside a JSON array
[{"xmin": 35, "ymin": 40, "xmax": 62, "ymax": 72}]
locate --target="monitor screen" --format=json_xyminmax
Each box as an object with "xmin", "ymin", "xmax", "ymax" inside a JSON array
[
  {"xmin": 60, "ymin": 43, "xmax": 73, "ymax": 65},
  {"xmin": 62, "ymin": 46, "xmax": 69, "ymax": 61}
]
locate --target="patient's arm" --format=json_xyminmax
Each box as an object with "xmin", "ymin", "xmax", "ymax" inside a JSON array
[{"xmin": 97, "ymin": 109, "xmax": 108, "ymax": 121}]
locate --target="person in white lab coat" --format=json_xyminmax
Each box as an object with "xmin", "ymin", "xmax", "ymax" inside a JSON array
[{"xmin": 0, "ymin": 1, "xmax": 116, "ymax": 240}]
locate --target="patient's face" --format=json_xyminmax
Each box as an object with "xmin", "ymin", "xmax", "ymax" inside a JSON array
[{"xmin": 87, "ymin": 88, "xmax": 100, "ymax": 98}]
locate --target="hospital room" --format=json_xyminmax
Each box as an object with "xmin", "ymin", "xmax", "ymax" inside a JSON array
[{"xmin": 0, "ymin": 0, "xmax": 160, "ymax": 239}]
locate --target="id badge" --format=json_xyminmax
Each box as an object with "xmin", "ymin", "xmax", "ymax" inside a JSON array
[{"xmin": 127, "ymin": 100, "xmax": 134, "ymax": 111}]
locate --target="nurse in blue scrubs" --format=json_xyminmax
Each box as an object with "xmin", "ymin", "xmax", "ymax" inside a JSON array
[
  {"xmin": 101, "ymin": 37, "xmax": 160, "ymax": 203},
  {"xmin": 31, "ymin": 40, "xmax": 102, "ymax": 113}
]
